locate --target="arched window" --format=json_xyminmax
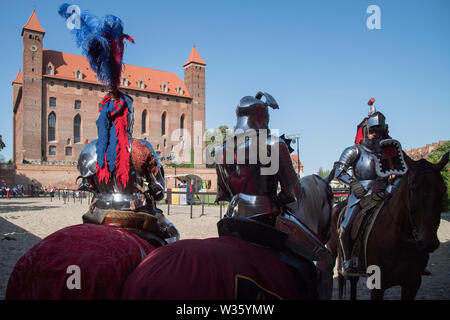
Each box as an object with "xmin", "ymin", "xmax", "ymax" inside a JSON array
[
  {"xmin": 161, "ymin": 112, "xmax": 166, "ymax": 136},
  {"xmin": 180, "ymin": 114, "xmax": 185, "ymax": 137},
  {"xmin": 48, "ymin": 113, "xmax": 56, "ymax": 141},
  {"xmin": 74, "ymin": 114, "xmax": 81, "ymax": 143},
  {"xmin": 141, "ymin": 110, "xmax": 147, "ymax": 134}
]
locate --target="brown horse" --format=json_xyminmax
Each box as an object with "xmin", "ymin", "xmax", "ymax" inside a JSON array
[{"xmin": 327, "ymin": 152, "xmax": 449, "ymax": 300}]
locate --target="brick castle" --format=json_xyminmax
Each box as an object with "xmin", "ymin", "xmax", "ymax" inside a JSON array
[
  {"xmin": 7, "ymin": 10, "xmax": 216, "ymax": 190},
  {"xmin": 13, "ymin": 10, "xmax": 205, "ymax": 165}
]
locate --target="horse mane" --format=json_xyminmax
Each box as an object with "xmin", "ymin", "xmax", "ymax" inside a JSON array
[
  {"xmin": 295, "ymin": 174, "xmax": 332, "ymax": 241},
  {"xmin": 299, "ymin": 175, "xmax": 327, "ymax": 216}
]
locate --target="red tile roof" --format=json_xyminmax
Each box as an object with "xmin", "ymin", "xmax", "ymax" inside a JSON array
[
  {"xmin": 22, "ymin": 10, "xmax": 45, "ymax": 35},
  {"xmin": 405, "ymin": 141, "xmax": 448, "ymax": 160},
  {"xmin": 290, "ymin": 155, "xmax": 304, "ymax": 171},
  {"xmin": 183, "ymin": 46, "xmax": 206, "ymax": 67},
  {"xmin": 12, "ymin": 70, "xmax": 23, "ymax": 85},
  {"xmin": 43, "ymin": 49, "xmax": 191, "ymax": 98}
]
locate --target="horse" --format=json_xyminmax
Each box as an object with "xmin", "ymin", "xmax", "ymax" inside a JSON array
[
  {"xmin": 327, "ymin": 152, "xmax": 449, "ymax": 300},
  {"xmin": 121, "ymin": 173, "xmax": 335, "ymax": 300},
  {"xmin": 6, "ymin": 173, "xmax": 334, "ymax": 300}
]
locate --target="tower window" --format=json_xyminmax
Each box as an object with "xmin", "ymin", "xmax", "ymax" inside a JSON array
[
  {"xmin": 75, "ymin": 100, "xmax": 81, "ymax": 110},
  {"xmin": 48, "ymin": 113, "xmax": 56, "ymax": 141},
  {"xmin": 161, "ymin": 112, "xmax": 166, "ymax": 136},
  {"xmin": 74, "ymin": 115, "xmax": 81, "ymax": 143},
  {"xmin": 141, "ymin": 110, "xmax": 147, "ymax": 134},
  {"xmin": 49, "ymin": 97, "xmax": 56, "ymax": 107},
  {"xmin": 180, "ymin": 114, "xmax": 185, "ymax": 137}
]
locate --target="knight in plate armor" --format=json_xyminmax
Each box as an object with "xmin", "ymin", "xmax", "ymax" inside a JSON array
[
  {"xmin": 59, "ymin": 5, "xmax": 179, "ymax": 247},
  {"xmin": 333, "ymin": 98, "xmax": 408, "ymax": 275},
  {"xmin": 215, "ymin": 92, "xmax": 333, "ymax": 299}
]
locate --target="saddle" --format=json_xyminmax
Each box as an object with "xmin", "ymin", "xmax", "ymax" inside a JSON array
[
  {"xmin": 218, "ymin": 213, "xmax": 331, "ymax": 299},
  {"xmin": 337, "ymin": 192, "xmax": 387, "ymax": 276},
  {"xmin": 83, "ymin": 208, "xmax": 175, "ymax": 248}
]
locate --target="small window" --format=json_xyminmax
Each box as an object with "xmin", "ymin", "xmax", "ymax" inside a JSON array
[
  {"xmin": 47, "ymin": 65, "xmax": 54, "ymax": 75},
  {"xmin": 65, "ymin": 147, "xmax": 72, "ymax": 156},
  {"xmin": 164, "ymin": 138, "xmax": 167, "ymax": 148},
  {"xmin": 161, "ymin": 112, "xmax": 166, "ymax": 136},
  {"xmin": 89, "ymin": 87, "xmax": 92, "ymax": 91},
  {"xmin": 49, "ymin": 97, "xmax": 56, "ymax": 107},
  {"xmin": 64, "ymin": 83, "xmax": 68, "ymax": 88},
  {"xmin": 49, "ymin": 146, "xmax": 56, "ymax": 155},
  {"xmin": 50, "ymin": 81, "xmax": 54, "ymax": 86},
  {"xmin": 74, "ymin": 115, "xmax": 81, "ymax": 143},
  {"xmin": 180, "ymin": 114, "xmax": 185, "ymax": 137},
  {"xmin": 67, "ymin": 138, "xmax": 71, "ymax": 145},
  {"xmin": 141, "ymin": 110, "xmax": 147, "ymax": 134},
  {"xmin": 48, "ymin": 113, "xmax": 56, "ymax": 141},
  {"xmin": 74, "ymin": 100, "xmax": 81, "ymax": 110},
  {"xmin": 77, "ymin": 85, "xmax": 81, "ymax": 90},
  {"xmin": 76, "ymin": 70, "xmax": 82, "ymax": 80}
]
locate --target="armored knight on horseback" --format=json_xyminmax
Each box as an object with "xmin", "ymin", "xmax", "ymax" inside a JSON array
[
  {"xmin": 216, "ymin": 92, "xmax": 334, "ymax": 299},
  {"xmin": 58, "ymin": 5, "xmax": 179, "ymax": 247},
  {"xmin": 333, "ymin": 98, "xmax": 408, "ymax": 276}
]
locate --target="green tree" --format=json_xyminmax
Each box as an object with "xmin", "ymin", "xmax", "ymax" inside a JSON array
[
  {"xmin": 317, "ymin": 167, "xmax": 330, "ymax": 179},
  {"xmin": 427, "ymin": 141, "xmax": 450, "ymax": 212},
  {"xmin": 0, "ymin": 135, "xmax": 5, "ymax": 151}
]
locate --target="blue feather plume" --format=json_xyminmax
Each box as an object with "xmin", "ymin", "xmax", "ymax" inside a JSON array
[{"xmin": 58, "ymin": 3, "xmax": 133, "ymax": 88}]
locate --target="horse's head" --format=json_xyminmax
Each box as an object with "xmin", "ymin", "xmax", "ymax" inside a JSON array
[{"xmin": 403, "ymin": 152, "xmax": 449, "ymax": 252}]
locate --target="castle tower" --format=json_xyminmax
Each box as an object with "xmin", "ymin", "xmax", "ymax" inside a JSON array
[
  {"xmin": 183, "ymin": 46, "xmax": 206, "ymax": 166},
  {"xmin": 19, "ymin": 10, "xmax": 45, "ymax": 162}
]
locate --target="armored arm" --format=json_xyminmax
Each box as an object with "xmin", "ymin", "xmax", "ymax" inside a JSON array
[
  {"xmin": 276, "ymin": 139, "xmax": 301, "ymax": 205},
  {"xmin": 333, "ymin": 145, "xmax": 360, "ymax": 185}
]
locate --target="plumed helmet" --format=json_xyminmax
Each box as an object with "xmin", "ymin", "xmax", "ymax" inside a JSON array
[
  {"xmin": 355, "ymin": 97, "xmax": 389, "ymax": 144},
  {"xmin": 235, "ymin": 92, "xmax": 279, "ymax": 132}
]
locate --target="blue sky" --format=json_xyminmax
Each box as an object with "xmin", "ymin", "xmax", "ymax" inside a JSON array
[{"xmin": 1, "ymin": 0, "xmax": 449, "ymax": 175}]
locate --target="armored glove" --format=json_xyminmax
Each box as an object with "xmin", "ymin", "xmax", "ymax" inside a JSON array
[{"xmin": 350, "ymin": 181, "xmax": 366, "ymax": 199}]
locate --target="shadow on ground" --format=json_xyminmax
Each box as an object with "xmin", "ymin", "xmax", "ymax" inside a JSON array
[
  {"xmin": 0, "ymin": 201, "xmax": 58, "ymax": 213},
  {"xmin": 0, "ymin": 217, "xmax": 42, "ymax": 300},
  {"xmin": 332, "ymin": 239, "xmax": 450, "ymax": 300}
]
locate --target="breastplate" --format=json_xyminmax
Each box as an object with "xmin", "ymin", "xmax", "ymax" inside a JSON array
[
  {"xmin": 218, "ymin": 132, "xmax": 278, "ymax": 197},
  {"xmin": 353, "ymin": 146, "xmax": 379, "ymax": 181}
]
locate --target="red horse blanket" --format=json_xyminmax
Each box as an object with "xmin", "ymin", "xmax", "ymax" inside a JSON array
[
  {"xmin": 6, "ymin": 224, "xmax": 154, "ymax": 300},
  {"xmin": 121, "ymin": 236, "xmax": 303, "ymax": 300}
]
